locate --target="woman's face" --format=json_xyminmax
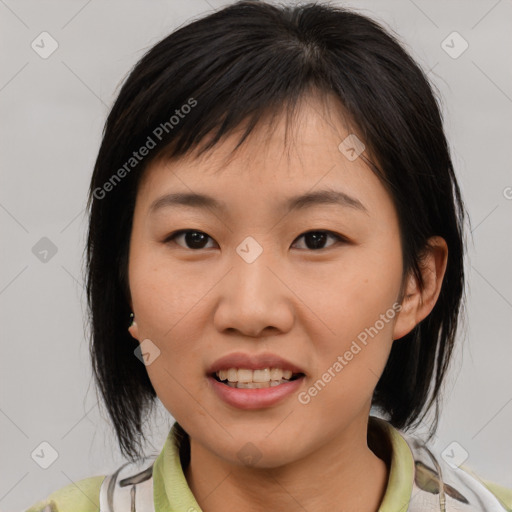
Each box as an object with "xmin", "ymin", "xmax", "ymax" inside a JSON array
[{"xmin": 128, "ymin": 95, "xmax": 408, "ymax": 468}]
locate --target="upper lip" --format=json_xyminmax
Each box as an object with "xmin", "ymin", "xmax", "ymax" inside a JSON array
[{"xmin": 208, "ymin": 352, "xmax": 306, "ymax": 375}]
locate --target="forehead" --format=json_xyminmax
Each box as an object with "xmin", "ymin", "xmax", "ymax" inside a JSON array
[{"xmin": 136, "ymin": 93, "xmax": 392, "ymax": 219}]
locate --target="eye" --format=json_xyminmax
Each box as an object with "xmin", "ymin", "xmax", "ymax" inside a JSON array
[
  {"xmin": 165, "ymin": 230, "xmax": 217, "ymax": 250},
  {"xmin": 291, "ymin": 230, "xmax": 346, "ymax": 250},
  {"xmin": 164, "ymin": 229, "xmax": 347, "ymax": 251}
]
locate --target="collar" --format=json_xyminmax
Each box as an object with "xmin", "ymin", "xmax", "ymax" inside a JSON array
[{"xmin": 369, "ymin": 415, "xmax": 415, "ymax": 511}]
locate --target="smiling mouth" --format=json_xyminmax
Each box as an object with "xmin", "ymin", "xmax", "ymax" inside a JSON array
[{"xmin": 211, "ymin": 370, "xmax": 305, "ymax": 389}]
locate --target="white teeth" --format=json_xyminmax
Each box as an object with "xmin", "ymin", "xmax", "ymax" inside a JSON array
[
  {"xmin": 269, "ymin": 368, "xmax": 282, "ymax": 380},
  {"xmin": 253, "ymin": 369, "xmax": 270, "ymax": 382},
  {"xmin": 237, "ymin": 369, "xmax": 253, "ymax": 383},
  {"xmin": 215, "ymin": 367, "xmax": 299, "ymax": 384},
  {"xmin": 238, "ymin": 381, "xmax": 262, "ymax": 389},
  {"xmin": 226, "ymin": 379, "xmax": 290, "ymax": 389}
]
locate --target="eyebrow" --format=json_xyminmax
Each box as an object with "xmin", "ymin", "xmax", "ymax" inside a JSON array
[{"xmin": 149, "ymin": 189, "xmax": 368, "ymax": 216}]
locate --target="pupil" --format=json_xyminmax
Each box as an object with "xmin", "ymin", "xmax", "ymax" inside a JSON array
[
  {"xmin": 306, "ymin": 232, "xmax": 326, "ymax": 249},
  {"xmin": 187, "ymin": 231, "xmax": 208, "ymax": 249}
]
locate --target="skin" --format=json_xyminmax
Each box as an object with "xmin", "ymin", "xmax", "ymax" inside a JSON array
[{"xmin": 127, "ymin": 92, "xmax": 448, "ymax": 512}]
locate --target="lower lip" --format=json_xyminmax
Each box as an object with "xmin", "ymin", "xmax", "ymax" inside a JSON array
[{"xmin": 208, "ymin": 375, "xmax": 305, "ymax": 410}]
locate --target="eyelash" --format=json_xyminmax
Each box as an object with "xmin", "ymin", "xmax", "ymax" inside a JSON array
[{"xmin": 164, "ymin": 229, "xmax": 348, "ymax": 251}]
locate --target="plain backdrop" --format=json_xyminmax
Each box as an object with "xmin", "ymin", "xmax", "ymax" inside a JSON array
[{"xmin": 1, "ymin": 0, "xmax": 511, "ymax": 510}]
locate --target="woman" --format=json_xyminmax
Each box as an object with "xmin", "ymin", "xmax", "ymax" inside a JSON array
[{"xmin": 26, "ymin": 1, "xmax": 512, "ymax": 511}]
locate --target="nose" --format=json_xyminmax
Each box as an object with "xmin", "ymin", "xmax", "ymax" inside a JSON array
[{"xmin": 212, "ymin": 246, "xmax": 294, "ymax": 338}]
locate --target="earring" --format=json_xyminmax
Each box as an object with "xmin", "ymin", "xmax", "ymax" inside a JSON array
[{"xmin": 129, "ymin": 312, "xmax": 135, "ymax": 327}]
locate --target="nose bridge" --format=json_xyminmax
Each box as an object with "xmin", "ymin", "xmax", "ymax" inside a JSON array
[
  {"xmin": 213, "ymin": 235, "xmax": 293, "ymax": 336},
  {"xmin": 232, "ymin": 234, "xmax": 279, "ymax": 302}
]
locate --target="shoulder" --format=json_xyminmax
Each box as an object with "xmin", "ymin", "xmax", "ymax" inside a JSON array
[{"xmin": 24, "ymin": 475, "xmax": 105, "ymax": 512}]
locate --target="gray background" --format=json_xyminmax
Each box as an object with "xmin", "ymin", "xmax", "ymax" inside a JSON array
[{"xmin": 1, "ymin": 0, "xmax": 511, "ymax": 510}]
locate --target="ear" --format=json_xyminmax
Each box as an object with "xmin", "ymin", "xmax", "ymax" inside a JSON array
[
  {"xmin": 393, "ymin": 236, "xmax": 448, "ymax": 341},
  {"xmin": 128, "ymin": 319, "xmax": 140, "ymax": 341}
]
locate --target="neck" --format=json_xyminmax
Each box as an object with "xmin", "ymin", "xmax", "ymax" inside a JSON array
[{"xmin": 183, "ymin": 417, "xmax": 390, "ymax": 512}]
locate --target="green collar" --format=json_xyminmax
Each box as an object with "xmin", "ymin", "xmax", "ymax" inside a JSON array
[{"xmin": 370, "ymin": 416, "xmax": 415, "ymax": 512}]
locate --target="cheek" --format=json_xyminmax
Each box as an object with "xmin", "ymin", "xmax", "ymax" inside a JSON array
[
  {"xmin": 128, "ymin": 246, "xmax": 205, "ymax": 398},
  {"xmin": 301, "ymin": 238, "xmax": 402, "ymax": 343},
  {"xmin": 301, "ymin": 239, "xmax": 401, "ymax": 401},
  {"xmin": 129, "ymin": 240, "xmax": 207, "ymax": 337}
]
